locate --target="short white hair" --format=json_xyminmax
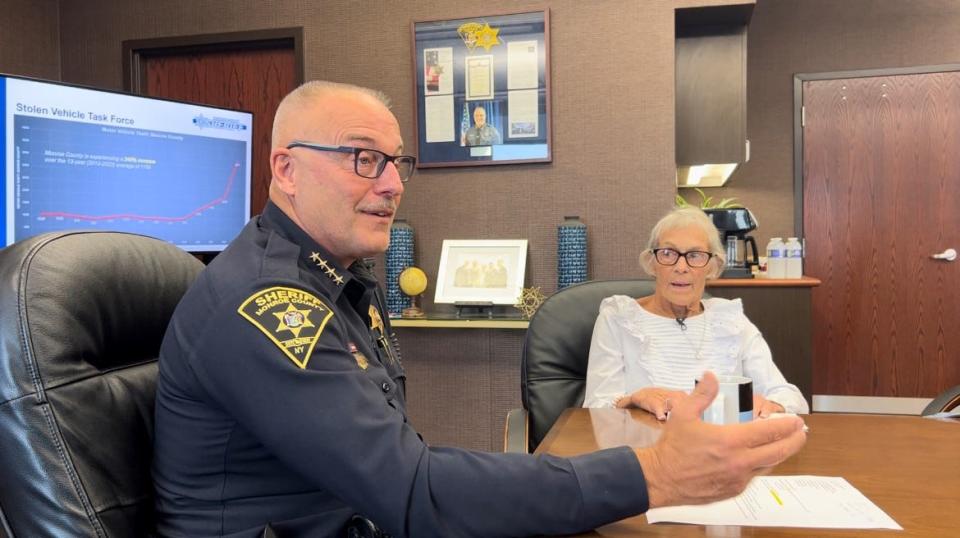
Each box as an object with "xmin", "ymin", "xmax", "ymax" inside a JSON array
[
  {"xmin": 271, "ymin": 80, "xmax": 391, "ymax": 148},
  {"xmin": 639, "ymin": 207, "xmax": 726, "ymax": 278}
]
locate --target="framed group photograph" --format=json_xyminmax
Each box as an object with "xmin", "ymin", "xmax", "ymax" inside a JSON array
[
  {"xmin": 434, "ymin": 239, "xmax": 528, "ymax": 305},
  {"xmin": 411, "ymin": 10, "xmax": 551, "ymax": 168}
]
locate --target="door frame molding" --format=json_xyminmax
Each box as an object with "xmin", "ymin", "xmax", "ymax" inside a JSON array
[
  {"xmin": 792, "ymin": 63, "xmax": 960, "ymax": 237},
  {"xmin": 122, "ymin": 27, "xmax": 305, "ymax": 94}
]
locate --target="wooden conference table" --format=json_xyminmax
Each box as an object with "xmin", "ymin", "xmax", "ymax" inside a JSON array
[{"xmin": 536, "ymin": 409, "xmax": 960, "ymax": 537}]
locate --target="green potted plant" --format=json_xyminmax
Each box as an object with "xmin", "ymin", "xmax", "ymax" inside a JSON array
[{"xmin": 675, "ymin": 187, "xmax": 742, "ymax": 209}]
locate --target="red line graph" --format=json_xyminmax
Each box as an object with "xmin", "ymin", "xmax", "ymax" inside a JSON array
[{"xmin": 38, "ymin": 163, "xmax": 241, "ymax": 222}]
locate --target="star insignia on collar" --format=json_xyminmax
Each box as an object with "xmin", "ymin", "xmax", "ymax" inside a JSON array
[{"xmin": 308, "ymin": 252, "xmax": 344, "ymax": 286}]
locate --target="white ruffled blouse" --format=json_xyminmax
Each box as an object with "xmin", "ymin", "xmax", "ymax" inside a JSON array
[{"xmin": 582, "ymin": 295, "xmax": 809, "ymax": 413}]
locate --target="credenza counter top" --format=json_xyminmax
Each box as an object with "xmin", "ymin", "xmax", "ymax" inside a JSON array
[
  {"xmin": 707, "ymin": 275, "xmax": 821, "ymax": 288},
  {"xmin": 390, "ymin": 318, "xmax": 529, "ymax": 329}
]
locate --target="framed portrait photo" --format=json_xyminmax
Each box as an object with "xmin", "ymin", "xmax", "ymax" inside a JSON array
[
  {"xmin": 434, "ymin": 239, "xmax": 528, "ymax": 305},
  {"xmin": 411, "ymin": 10, "xmax": 551, "ymax": 168}
]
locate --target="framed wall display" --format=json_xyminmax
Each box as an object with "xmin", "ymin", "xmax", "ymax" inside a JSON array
[
  {"xmin": 434, "ymin": 240, "xmax": 528, "ymax": 304},
  {"xmin": 411, "ymin": 10, "xmax": 551, "ymax": 167}
]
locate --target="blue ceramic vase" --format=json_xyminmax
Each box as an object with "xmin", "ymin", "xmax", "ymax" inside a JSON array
[
  {"xmin": 558, "ymin": 216, "xmax": 588, "ymax": 290},
  {"xmin": 385, "ymin": 219, "xmax": 414, "ymax": 316}
]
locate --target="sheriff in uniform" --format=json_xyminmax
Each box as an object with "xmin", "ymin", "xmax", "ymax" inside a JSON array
[
  {"xmin": 151, "ymin": 81, "xmax": 806, "ymax": 537},
  {"xmin": 152, "ymin": 201, "xmax": 648, "ymax": 537}
]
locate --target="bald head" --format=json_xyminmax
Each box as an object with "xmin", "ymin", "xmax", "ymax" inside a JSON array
[
  {"xmin": 267, "ymin": 81, "xmax": 405, "ymax": 266},
  {"xmin": 268, "ymin": 80, "xmax": 400, "ymax": 207},
  {"xmin": 271, "ymin": 81, "xmax": 392, "ymax": 150}
]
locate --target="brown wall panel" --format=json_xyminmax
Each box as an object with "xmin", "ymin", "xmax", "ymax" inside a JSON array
[
  {"xmin": 397, "ymin": 329, "xmax": 524, "ymax": 451},
  {"xmin": 0, "ymin": 0, "xmax": 60, "ymax": 79},
  {"xmin": 739, "ymin": 0, "xmax": 960, "ymax": 246}
]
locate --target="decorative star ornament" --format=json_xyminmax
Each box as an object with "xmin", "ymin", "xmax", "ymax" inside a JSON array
[
  {"xmin": 457, "ymin": 21, "xmax": 501, "ymax": 52},
  {"xmin": 515, "ymin": 287, "xmax": 547, "ymax": 319},
  {"xmin": 474, "ymin": 23, "xmax": 501, "ymax": 52}
]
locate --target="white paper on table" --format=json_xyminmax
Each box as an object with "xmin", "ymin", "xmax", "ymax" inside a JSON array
[{"xmin": 647, "ymin": 476, "xmax": 902, "ymax": 530}]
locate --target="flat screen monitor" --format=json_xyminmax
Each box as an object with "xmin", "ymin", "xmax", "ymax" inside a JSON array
[{"xmin": 1, "ymin": 74, "xmax": 253, "ymax": 252}]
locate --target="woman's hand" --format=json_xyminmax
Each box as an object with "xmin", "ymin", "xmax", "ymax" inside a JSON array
[
  {"xmin": 753, "ymin": 394, "xmax": 785, "ymax": 418},
  {"xmin": 617, "ymin": 387, "xmax": 688, "ymax": 420}
]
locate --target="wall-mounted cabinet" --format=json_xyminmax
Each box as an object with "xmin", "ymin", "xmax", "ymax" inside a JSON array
[{"xmin": 675, "ymin": 4, "xmax": 753, "ymax": 187}]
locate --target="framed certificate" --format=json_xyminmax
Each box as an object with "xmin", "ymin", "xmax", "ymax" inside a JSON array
[{"xmin": 411, "ymin": 10, "xmax": 551, "ymax": 168}]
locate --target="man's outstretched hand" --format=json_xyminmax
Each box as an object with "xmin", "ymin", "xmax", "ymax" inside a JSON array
[{"xmin": 634, "ymin": 371, "xmax": 807, "ymax": 508}]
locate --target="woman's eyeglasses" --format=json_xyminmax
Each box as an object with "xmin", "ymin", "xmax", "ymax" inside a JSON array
[{"xmin": 651, "ymin": 248, "xmax": 714, "ymax": 268}]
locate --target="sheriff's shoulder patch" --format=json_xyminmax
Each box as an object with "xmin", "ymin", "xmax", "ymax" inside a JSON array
[{"xmin": 237, "ymin": 286, "xmax": 334, "ymax": 369}]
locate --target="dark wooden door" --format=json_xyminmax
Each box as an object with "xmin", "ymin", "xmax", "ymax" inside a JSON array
[
  {"xmin": 127, "ymin": 34, "xmax": 300, "ymax": 216},
  {"xmin": 803, "ymin": 72, "xmax": 960, "ymax": 397}
]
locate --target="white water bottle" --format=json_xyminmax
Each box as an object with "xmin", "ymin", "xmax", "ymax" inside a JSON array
[
  {"xmin": 784, "ymin": 237, "xmax": 803, "ymax": 279},
  {"xmin": 766, "ymin": 237, "xmax": 786, "ymax": 279}
]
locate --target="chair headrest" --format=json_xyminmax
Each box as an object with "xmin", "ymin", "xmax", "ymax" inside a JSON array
[{"xmin": 0, "ymin": 230, "xmax": 205, "ymax": 404}]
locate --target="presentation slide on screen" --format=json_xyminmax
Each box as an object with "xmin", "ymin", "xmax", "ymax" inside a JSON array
[{"xmin": 2, "ymin": 76, "xmax": 253, "ymax": 251}]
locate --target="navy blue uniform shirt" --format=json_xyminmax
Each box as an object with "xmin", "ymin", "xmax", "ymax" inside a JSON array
[{"xmin": 152, "ymin": 201, "xmax": 650, "ymax": 537}]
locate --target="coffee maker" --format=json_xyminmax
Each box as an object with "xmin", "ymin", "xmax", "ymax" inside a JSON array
[{"xmin": 704, "ymin": 208, "xmax": 759, "ymax": 278}]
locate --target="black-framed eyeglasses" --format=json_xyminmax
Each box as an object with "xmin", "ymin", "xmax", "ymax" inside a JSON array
[
  {"xmin": 286, "ymin": 140, "xmax": 416, "ymax": 182},
  {"xmin": 652, "ymin": 248, "xmax": 714, "ymax": 268}
]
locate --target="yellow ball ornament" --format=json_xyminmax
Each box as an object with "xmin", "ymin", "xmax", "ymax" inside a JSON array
[{"xmin": 399, "ymin": 266, "xmax": 428, "ymax": 296}]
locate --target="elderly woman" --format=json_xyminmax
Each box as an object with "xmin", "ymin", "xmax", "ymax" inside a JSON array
[{"xmin": 582, "ymin": 207, "xmax": 808, "ymax": 419}]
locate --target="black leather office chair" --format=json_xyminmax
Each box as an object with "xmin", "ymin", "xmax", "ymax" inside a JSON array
[
  {"xmin": 505, "ymin": 279, "xmax": 665, "ymax": 453},
  {"xmin": 921, "ymin": 385, "xmax": 960, "ymax": 416},
  {"xmin": 0, "ymin": 231, "xmax": 204, "ymax": 537}
]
